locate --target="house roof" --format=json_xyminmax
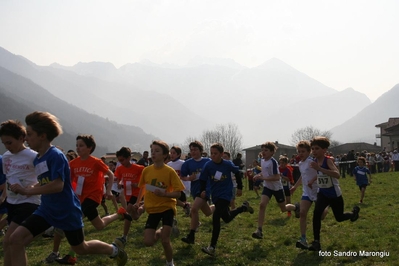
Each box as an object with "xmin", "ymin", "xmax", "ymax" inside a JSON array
[
  {"xmin": 376, "ymin": 117, "xmax": 399, "ymax": 128},
  {"xmin": 243, "ymin": 142, "xmax": 296, "ymax": 151},
  {"xmin": 330, "ymin": 142, "xmax": 381, "ymax": 152}
]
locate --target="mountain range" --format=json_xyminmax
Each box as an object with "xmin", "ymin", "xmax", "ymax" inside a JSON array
[{"xmin": 0, "ymin": 46, "xmax": 398, "ymax": 153}]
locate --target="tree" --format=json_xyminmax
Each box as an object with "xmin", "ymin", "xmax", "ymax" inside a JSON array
[
  {"xmin": 290, "ymin": 126, "xmax": 334, "ymax": 146},
  {"xmin": 184, "ymin": 123, "xmax": 243, "ymax": 158}
]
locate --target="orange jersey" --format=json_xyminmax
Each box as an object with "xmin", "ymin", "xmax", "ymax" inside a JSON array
[
  {"xmin": 114, "ymin": 163, "xmax": 144, "ymax": 201},
  {"xmin": 70, "ymin": 156, "xmax": 109, "ymax": 204}
]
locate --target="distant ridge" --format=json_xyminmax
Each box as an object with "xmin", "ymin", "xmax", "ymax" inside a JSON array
[{"xmin": 0, "ymin": 65, "xmax": 156, "ymax": 155}]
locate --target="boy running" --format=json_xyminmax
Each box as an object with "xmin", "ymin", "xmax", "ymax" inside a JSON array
[
  {"xmin": 308, "ymin": 136, "xmax": 360, "ymax": 251},
  {"xmin": 352, "ymin": 156, "xmax": 372, "ymax": 204},
  {"xmin": 200, "ymin": 143, "xmax": 253, "ymax": 256},
  {"xmin": 290, "ymin": 140, "xmax": 328, "ymax": 249},
  {"xmin": 0, "ymin": 120, "xmax": 40, "ymax": 266},
  {"xmin": 55, "ymin": 135, "xmax": 132, "ymax": 264},
  {"xmin": 134, "ymin": 140, "xmax": 185, "ymax": 266},
  {"xmin": 9, "ymin": 111, "xmax": 127, "ymax": 266},
  {"xmin": 114, "ymin": 146, "xmax": 145, "ymax": 246},
  {"xmin": 279, "ymin": 156, "xmax": 294, "ymax": 217},
  {"xmin": 252, "ymin": 142, "xmax": 298, "ymax": 239},
  {"xmin": 181, "ymin": 141, "xmax": 215, "ymax": 244}
]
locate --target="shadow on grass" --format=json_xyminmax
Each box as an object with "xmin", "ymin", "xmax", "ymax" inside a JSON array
[
  {"xmin": 292, "ymin": 251, "xmax": 325, "ymax": 266},
  {"xmin": 268, "ymin": 217, "xmax": 288, "ymax": 226}
]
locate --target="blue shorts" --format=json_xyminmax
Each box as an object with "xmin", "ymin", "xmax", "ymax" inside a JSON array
[
  {"xmin": 232, "ymin": 187, "xmax": 237, "ymax": 199},
  {"xmin": 301, "ymin": 195, "xmax": 314, "ymax": 202}
]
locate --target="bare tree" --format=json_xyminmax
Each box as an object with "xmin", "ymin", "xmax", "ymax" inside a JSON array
[
  {"xmin": 184, "ymin": 123, "xmax": 243, "ymax": 158},
  {"xmin": 200, "ymin": 123, "xmax": 243, "ymax": 158},
  {"xmin": 290, "ymin": 126, "xmax": 333, "ymax": 146}
]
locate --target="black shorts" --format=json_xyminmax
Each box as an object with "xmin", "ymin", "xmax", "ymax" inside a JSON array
[
  {"xmin": 144, "ymin": 209, "xmax": 174, "ymax": 230},
  {"xmin": 128, "ymin": 196, "xmax": 138, "ymax": 205},
  {"xmin": 178, "ymin": 191, "xmax": 186, "ymax": 202},
  {"xmin": 6, "ymin": 202, "xmax": 39, "ymax": 225},
  {"xmin": 283, "ymin": 188, "xmax": 291, "ymax": 197},
  {"xmin": 254, "ymin": 180, "xmax": 262, "ymax": 188},
  {"xmin": 0, "ymin": 198, "xmax": 7, "ymax": 214},
  {"xmin": 21, "ymin": 214, "xmax": 84, "ymax": 246},
  {"xmin": 358, "ymin": 184, "xmax": 368, "ymax": 190},
  {"xmin": 81, "ymin": 198, "xmax": 99, "ymax": 221},
  {"xmin": 111, "ymin": 190, "xmax": 120, "ymax": 197},
  {"xmin": 262, "ymin": 187, "xmax": 285, "ymax": 203}
]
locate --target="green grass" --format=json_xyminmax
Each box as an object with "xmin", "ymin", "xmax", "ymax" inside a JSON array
[{"xmin": 2, "ymin": 172, "xmax": 398, "ymax": 265}]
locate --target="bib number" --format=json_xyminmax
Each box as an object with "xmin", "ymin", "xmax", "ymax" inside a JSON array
[
  {"xmin": 75, "ymin": 176, "xmax": 85, "ymax": 195},
  {"xmin": 317, "ymin": 174, "xmax": 333, "ymax": 188},
  {"xmin": 126, "ymin": 181, "xmax": 132, "ymax": 195}
]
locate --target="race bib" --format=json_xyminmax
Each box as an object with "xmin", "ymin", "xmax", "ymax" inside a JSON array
[
  {"xmin": 317, "ymin": 174, "xmax": 333, "ymax": 188},
  {"xmin": 126, "ymin": 181, "xmax": 132, "ymax": 195},
  {"xmin": 214, "ymin": 171, "xmax": 222, "ymax": 181},
  {"xmin": 35, "ymin": 161, "xmax": 49, "ymax": 175},
  {"xmin": 282, "ymin": 179, "xmax": 288, "ymax": 186},
  {"xmin": 75, "ymin": 176, "xmax": 85, "ymax": 195}
]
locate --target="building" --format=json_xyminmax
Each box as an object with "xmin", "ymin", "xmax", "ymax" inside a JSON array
[
  {"xmin": 329, "ymin": 142, "xmax": 382, "ymax": 156},
  {"xmin": 375, "ymin": 118, "xmax": 399, "ymax": 151},
  {"xmin": 243, "ymin": 142, "xmax": 297, "ymax": 167}
]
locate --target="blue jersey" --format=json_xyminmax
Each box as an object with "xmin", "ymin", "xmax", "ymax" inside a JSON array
[
  {"xmin": 33, "ymin": 146, "xmax": 83, "ymax": 231},
  {"xmin": 317, "ymin": 157, "xmax": 342, "ymax": 198},
  {"xmin": 181, "ymin": 157, "xmax": 211, "ymax": 197},
  {"xmin": 199, "ymin": 159, "xmax": 241, "ymax": 203},
  {"xmin": 353, "ymin": 166, "xmax": 370, "ymax": 186}
]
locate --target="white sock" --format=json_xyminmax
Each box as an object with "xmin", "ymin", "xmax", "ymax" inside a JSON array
[
  {"xmin": 166, "ymin": 259, "xmax": 174, "ymax": 266},
  {"xmin": 111, "ymin": 244, "xmax": 118, "ymax": 257}
]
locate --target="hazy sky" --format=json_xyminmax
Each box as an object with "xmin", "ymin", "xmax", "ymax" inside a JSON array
[{"xmin": 1, "ymin": 0, "xmax": 398, "ymax": 101}]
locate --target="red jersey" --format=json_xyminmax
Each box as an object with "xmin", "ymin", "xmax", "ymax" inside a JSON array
[
  {"xmin": 115, "ymin": 163, "xmax": 144, "ymax": 201},
  {"xmin": 70, "ymin": 156, "xmax": 109, "ymax": 204},
  {"xmin": 279, "ymin": 166, "xmax": 294, "ymax": 186}
]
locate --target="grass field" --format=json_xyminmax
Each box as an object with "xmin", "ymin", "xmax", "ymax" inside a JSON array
[{"xmin": 1, "ymin": 171, "xmax": 398, "ymax": 266}]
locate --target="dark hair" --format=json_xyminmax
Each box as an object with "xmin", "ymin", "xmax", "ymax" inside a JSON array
[
  {"xmin": 223, "ymin": 151, "xmax": 231, "ymax": 158},
  {"xmin": 189, "ymin": 140, "xmax": 204, "ymax": 152},
  {"xmin": 261, "ymin": 141, "xmax": 277, "ymax": 152},
  {"xmin": 66, "ymin": 151, "xmax": 78, "ymax": 161},
  {"xmin": 210, "ymin": 143, "xmax": 224, "ymax": 153},
  {"xmin": 296, "ymin": 140, "xmax": 311, "ymax": 152},
  {"xmin": 310, "ymin": 136, "xmax": 330, "ymax": 149},
  {"xmin": 279, "ymin": 156, "xmax": 288, "ymax": 163},
  {"xmin": 76, "ymin": 134, "xmax": 96, "ymax": 154},
  {"xmin": 25, "ymin": 111, "xmax": 63, "ymax": 141},
  {"xmin": 0, "ymin": 120, "xmax": 26, "ymax": 139},
  {"xmin": 357, "ymin": 156, "xmax": 366, "ymax": 164},
  {"xmin": 116, "ymin": 146, "xmax": 132, "ymax": 158},
  {"xmin": 170, "ymin": 145, "xmax": 182, "ymax": 156},
  {"xmin": 151, "ymin": 140, "xmax": 169, "ymax": 155}
]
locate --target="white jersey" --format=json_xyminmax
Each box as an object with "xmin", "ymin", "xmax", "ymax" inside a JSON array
[
  {"xmin": 167, "ymin": 159, "xmax": 190, "ymax": 195},
  {"xmin": 231, "ymin": 172, "xmax": 237, "ymax": 188},
  {"xmin": 2, "ymin": 148, "xmax": 41, "ymax": 205},
  {"xmin": 261, "ymin": 157, "xmax": 282, "ymax": 191},
  {"xmin": 298, "ymin": 157, "xmax": 318, "ymax": 201}
]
